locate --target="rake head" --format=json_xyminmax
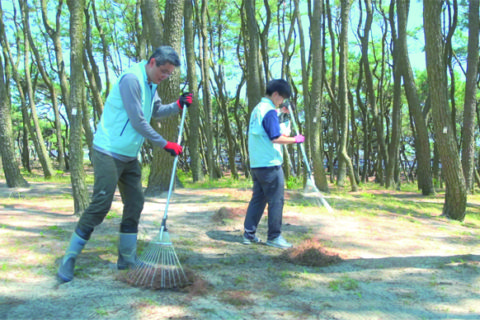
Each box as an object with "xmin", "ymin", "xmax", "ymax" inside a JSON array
[
  {"xmin": 125, "ymin": 230, "xmax": 189, "ymax": 290},
  {"xmin": 302, "ymin": 177, "xmax": 334, "ymax": 213}
]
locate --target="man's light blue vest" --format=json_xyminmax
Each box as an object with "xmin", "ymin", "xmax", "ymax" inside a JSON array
[
  {"xmin": 93, "ymin": 61, "xmax": 156, "ymax": 157},
  {"xmin": 248, "ymin": 98, "xmax": 283, "ymax": 168}
]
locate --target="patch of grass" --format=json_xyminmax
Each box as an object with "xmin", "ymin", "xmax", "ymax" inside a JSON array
[
  {"xmin": 328, "ymin": 276, "xmax": 360, "ymax": 291},
  {"xmin": 285, "ymin": 175, "xmax": 303, "ymax": 190},
  {"xmin": 105, "ymin": 210, "xmax": 121, "ymax": 220},
  {"xmin": 20, "ymin": 168, "xmax": 94, "ymax": 184},
  {"xmin": 359, "ymin": 192, "xmax": 376, "ymax": 199},
  {"xmin": 46, "ymin": 225, "xmax": 68, "ymax": 238},
  {"xmin": 136, "ymin": 298, "xmax": 159, "ymax": 307},
  {"xmin": 234, "ymin": 275, "xmax": 247, "ymax": 285},
  {"xmin": 218, "ymin": 290, "xmax": 254, "ymax": 307},
  {"xmin": 177, "ymin": 170, "xmax": 252, "ymax": 189},
  {"xmin": 94, "ymin": 308, "xmax": 109, "ymax": 316},
  {"xmin": 178, "ymin": 238, "xmax": 196, "ymax": 247}
]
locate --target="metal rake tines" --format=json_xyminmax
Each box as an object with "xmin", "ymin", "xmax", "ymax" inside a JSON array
[{"xmin": 127, "ymin": 241, "xmax": 188, "ymax": 289}]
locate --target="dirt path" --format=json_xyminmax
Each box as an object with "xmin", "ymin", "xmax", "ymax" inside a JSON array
[{"xmin": 0, "ymin": 181, "xmax": 479, "ymax": 320}]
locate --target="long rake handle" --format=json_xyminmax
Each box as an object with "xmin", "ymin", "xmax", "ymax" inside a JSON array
[
  {"xmin": 286, "ymin": 103, "xmax": 312, "ymax": 176},
  {"xmin": 161, "ymin": 104, "xmax": 188, "ymax": 230},
  {"xmin": 286, "ymin": 103, "xmax": 333, "ymax": 212}
]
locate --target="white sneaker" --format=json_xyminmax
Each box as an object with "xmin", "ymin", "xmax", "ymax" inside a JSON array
[
  {"xmin": 242, "ymin": 235, "xmax": 262, "ymax": 245},
  {"xmin": 266, "ymin": 235, "xmax": 292, "ymax": 249}
]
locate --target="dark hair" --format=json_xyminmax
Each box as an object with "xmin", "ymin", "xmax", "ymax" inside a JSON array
[
  {"xmin": 148, "ymin": 46, "xmax": 181, "ymax": 67},
  {"xmin": 265, "ymin": 79, "xmax": 291, "ymax": 99}
]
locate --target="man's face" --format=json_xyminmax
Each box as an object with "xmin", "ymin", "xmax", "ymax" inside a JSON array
[
  {"xmin": 146, "ymin": 60, "xmax": 175, "ymax": 84},
  {"xmin": 271, "ymin": 92, "xmax": 285, "ymax": 107}
]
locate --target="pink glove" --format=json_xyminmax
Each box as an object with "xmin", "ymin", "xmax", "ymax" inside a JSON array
[{"xmin": 294, "ymin": 134, "xmax": 305, "ymax": 143}]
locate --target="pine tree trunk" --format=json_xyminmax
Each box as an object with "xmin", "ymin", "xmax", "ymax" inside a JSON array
[
  {"xmin": 67, "ymin": 0, "xmax": 89, "ymax": 215},
  {"xmin": 337, "ymin": 0, "xmax": 357, "ymax": 191},
  {"xmin": 145, "ymin": 0, "xmax": 184, "ymax": 196},
  {"xmin": 461, "ymin": 0, "xmax": 479, "ymax": 193},
  {"xmin": 0, "ymin": 8, "xmax": 28, "ymax": 188},
  {"xmin": 19, "ymin": 0, "xmax": 54, "ymax": 178},
  {"xmin": 310, "ymin": 0, "xmax": 329, "ymax": 192},
  {"xmin": 423, "ymin": 0, "xmax": 466, "ymax": 221},
  {"xmin": 184, "ymin": 0, "xmax": 203, "ymax": 182}
]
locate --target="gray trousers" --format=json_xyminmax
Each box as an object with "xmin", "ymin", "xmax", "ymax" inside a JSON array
[
  {"xmin": 244, "ymin": 166, "xmax": 285, "ymax": 241},
  {"xmin": 77, "ymin": 149, "xmax": 144, "ymax": 237}
]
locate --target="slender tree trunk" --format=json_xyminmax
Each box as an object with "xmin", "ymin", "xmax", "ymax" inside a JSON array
[
  {"xmin": 84, "ymin": 7, "xmax": 104, "ymax": 119},
  {"xmin": 4, "ymin": 8, "xmax": 37, "ymax": 176},
  {"xmin": 310, "ymin": 0, "xmax": 328, "ymax": 192},
  {"xmin": 360, "ymin": 0, "xmax": 387, "ymax": 186},
  {"xmin": 184, "ymin": 0, "xmax": 203, "ymax": 182},
  {"xmin": 337, "ymin": 0, "xmax": 357, "ymax": 191},
  {"xmin": 461, "ymin": 0, "xmax": 479, "ymax": 193},
  {"xmin": 197, "ymin": 0, "xmax": 218, "ymax": 179},
  {"xmin": 19, "ymin": 0, "xmax": 54, "ymax": 178},
  {"xmin": 396, "ymin": 0, "xmax": 434, "ymax": 195},
  {"xmin": 91, "ymin": 0, "xmax": 111, "ymax": 99},
  {"xmin": 142, "ymin": 0, "xmax": 164, "ymax": 51},
  {"xmin": 211, "ymin": 27, "xmax": 238, "ymax": 180},
  {"xmin": 41, "ymin": 0, "xmax": 70, "ymax": 120},
  {"xmin": 23, "ymin": 1, "xmax": 66, "ymax": 171},
  {"xmin": 67, "ymin": 0, "xmax": 89, "ymax": 215},
  {"xmin": 245, "ymin": 0, "xmax": 263, "ymax": 114},
  {"xmin": 0, "ymin": 3, "xmax": 28, "ymax": 187},
  {"xmin": 423, "ymin": 0, "xmax": 466, "ymax": 221},
  {"xmin": 386, "ymin": 6, "xmax": 402, "ymax": 191},
  {"xmin": 146, "ymin": 0, "xmax": 184, "ymax": 196}
]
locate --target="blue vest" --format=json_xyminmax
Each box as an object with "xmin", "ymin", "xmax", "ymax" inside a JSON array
[
  {"xmin": 93, "ymin": 61, "xmax": 156, "ymax": 157},
  {"xmin": 248, "ymin": 98, "xmax": 283, "ymax": 168}
]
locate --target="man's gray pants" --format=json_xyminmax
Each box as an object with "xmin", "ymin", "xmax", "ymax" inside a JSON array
[{"xmin": 76, "ymin": 149, "xmax": 144, "ymax": 236}]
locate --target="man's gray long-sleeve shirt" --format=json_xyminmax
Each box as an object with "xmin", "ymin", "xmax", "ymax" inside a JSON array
[{"xmin": 93, "ymin": 73, "xmax": 179, "ymax": 162}]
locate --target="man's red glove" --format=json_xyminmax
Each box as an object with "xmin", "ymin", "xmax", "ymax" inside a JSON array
[
  {"xmin": 177, "ymin": 92, "xmax": 193, "ymax": 109},
  {"xmin": 163, "ymin": 141, "xmax": 183, "ymax": 156}
]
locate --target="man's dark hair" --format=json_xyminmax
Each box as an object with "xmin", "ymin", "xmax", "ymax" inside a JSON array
[
  {"xmin": 265, "ymin": 79, "xmax": 291, "ymax": 99},
  {"xmin": 148, "ymin": 46, "xmax": 181, "ymax": 67}
]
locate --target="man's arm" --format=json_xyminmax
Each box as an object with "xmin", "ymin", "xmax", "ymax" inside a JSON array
[
  {"xmin": 151, "ymin": 90, "xmax": 180, "ymax": 119},
  {"xmin": 263, "ymin": 110, "xmax": 302, "ymax": 145}
]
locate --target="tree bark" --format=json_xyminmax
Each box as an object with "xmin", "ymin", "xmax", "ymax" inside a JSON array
[
  {"xmin": 67, "ymin": 0, "xmax": 90, "ymax": 215},
  {"xmin": 41, "ymin": 0, "xmax": 70, "ymax": 120},
  {"xmin": 145, "ymin": 0, "xmax": 185, "ymax": 196},
  {"xmin": 359, "ymin": 0, "xmax": 387, "ymax": 186},
  {"xmin": 386, "ymin": 0, "xmax": 402, "ymax": 190},
  {"xmin": 309, "ymin": 0, "xmax": 329, "ymax": 192},
  {"xmin": 23, "ymin": 0, "xmax": 66, "ymax": 171},
  {"xmin": 142, "ymin": 0, "xmax": 164, "ymax": 51},
  {"xmin": 461, "ymin": 0, "xmax": 479, "ymax": 193},
  {"xmin": 184, "ymin": 0, "xmax": 203, "ymax": 182},
  {"xmin": 245, "ymin": 0, "xmax": 263, "ymax": 114},
  {"xmin": 197, "ymin": 0, "xmax": 218, "ymax": 179},
  {"xmin": 337, "ymin": 0, "xmax": 357, "ymax": 191},
  {"xmin": 423, "ymin": 0, "xmax": 466, "ymax": 221},
  {"xmin": 19, "ymin": 0, "xmax": 54, "ymax": 179},
  {"xmin": 0, "ymin": 2, "xmax": 28, "ymax": 188}
]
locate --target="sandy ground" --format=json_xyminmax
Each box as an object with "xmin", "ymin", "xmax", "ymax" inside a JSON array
[{"xmin": 0, "ymin": 180, "xmax": 479, "ymax": 320}]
